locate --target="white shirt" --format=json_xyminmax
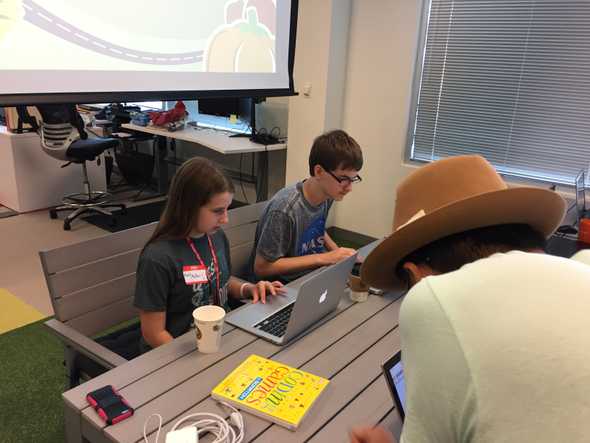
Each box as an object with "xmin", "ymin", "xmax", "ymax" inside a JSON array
[{"xmin": 400, "ymin": 250, "xmax": 590, "ymax": 443}]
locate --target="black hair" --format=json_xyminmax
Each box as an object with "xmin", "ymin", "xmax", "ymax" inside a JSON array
[{"xmin": 396, "ymin": 223, "xmax": 546, "ymax": 287}]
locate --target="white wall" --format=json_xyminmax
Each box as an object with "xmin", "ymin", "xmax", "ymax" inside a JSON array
[
  {"xmin": 287, "ymin": 0, "xmax": 424, "ymax": 238},
  {"xmin": 336, "ymin": 0, "xmax": 424, "ymax": 237},
  {"xmin": 286, "ymin": 0, "xmax": 352, "ymax": 183},
  {"xmin": 257, "ymin": 97, "xmax": 289, "ymax": 137}
]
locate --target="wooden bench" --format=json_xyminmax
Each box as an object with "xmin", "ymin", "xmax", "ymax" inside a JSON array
[{"xmin": 40, "ymin": 201, "xmax": 266, "ymax": 388}]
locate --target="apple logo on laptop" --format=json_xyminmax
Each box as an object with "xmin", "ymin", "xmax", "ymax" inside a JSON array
[{"xmin": 319, "ymin": 290, "xmax": 328, "ymax": 304}]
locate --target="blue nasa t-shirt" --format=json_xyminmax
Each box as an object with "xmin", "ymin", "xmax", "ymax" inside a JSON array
[
  {"xmin": 298, "ymin": 215, "xmax": 327, "ymax": 256},
  {"xmin": 252, "ymin": 181, "xmax": 333, "ymax": 282}
]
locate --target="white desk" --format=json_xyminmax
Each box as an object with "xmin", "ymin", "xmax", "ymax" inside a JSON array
[
  {"xmin": 122, "ymin": 123, "xmax": 287, "ymax": 155},
  {"xmin": 121, "ymin": 123, "xmax": 287, "ymax": 200}
]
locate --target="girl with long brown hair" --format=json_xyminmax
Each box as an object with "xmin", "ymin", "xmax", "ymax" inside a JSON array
[{"xmin": 134, "ymin": 157, "xmax": 283, "ymax": 352}]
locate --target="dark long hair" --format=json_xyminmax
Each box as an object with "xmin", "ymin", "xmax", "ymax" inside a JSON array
[
  {"xmin": 145, "ymin": 157, "xmax": 234, "ymax": 247},
  {"xmin": 396, "ymin": 223, "xmax": 546, "ymax": 287}
]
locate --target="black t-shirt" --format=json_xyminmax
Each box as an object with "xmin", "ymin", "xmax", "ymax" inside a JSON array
[{"xmin": 134, "ymin": 230, "xmax": 232, "ymax": 352}]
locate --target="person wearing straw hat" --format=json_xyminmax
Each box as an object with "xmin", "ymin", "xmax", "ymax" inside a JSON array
[{"xmin": 350, "ymin": 155, "xmax": 590, "ymax": 443}]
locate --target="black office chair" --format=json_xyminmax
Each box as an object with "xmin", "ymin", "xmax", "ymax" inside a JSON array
[{"xmin": 21, "ymin": 104, "xmax": 126, "ymax": 230}]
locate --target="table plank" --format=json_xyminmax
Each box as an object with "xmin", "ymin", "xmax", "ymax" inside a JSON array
[
  {"xmin": 158, "ymin": 295, "xmax": 401, "ymax": 443},
  {"xmin": 81, "ymin": 297, "xmax": 357, "ymax": 442},
  {"xmin": 92, "ymin": 297, "xmax": 355, "ymax": 439},
  {"xmin": 308, "ymin": 376, "xmax": 394, "ymax": 443},
  {"xmin": 82, "ymin": 328, "xmax": 259, "ymax": 436},
  {"xmin": 139, "ymin": 295, "xmax": 398, "ymax": 443},
  {"xmin": 252, "ymin": 328, "xmax": 401, "ymax": 442},
  {"xmin": 64, "ymin": 323, "xmax": 235, "ymax": 411},
  {"xmin": 242, "ymin": 301, "xmax": 402, "ymax": 442},
  {"xmin": 64, "ymin": 401, "xmax": 85, "ymax": 443},
  {"xmin": 120, "ymin": 333, "xmax": 256, "ymax": 408},
  {"xmin": 104, "ymin": 339, "xmax": 280, "ymax": 442}
]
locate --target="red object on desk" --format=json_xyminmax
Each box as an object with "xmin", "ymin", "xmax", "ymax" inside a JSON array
[
  {"xmin": 578, "ymin": 218, "xmax": 590, "ymax": 244},
  {"xmin": 149, "ymin": 101, "xmax": 187, "ymax": 126}
]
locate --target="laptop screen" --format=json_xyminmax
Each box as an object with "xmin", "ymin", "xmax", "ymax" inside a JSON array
[{"xmin": 383, "ymin": 351, "xmax": 406, "ymax": 420}]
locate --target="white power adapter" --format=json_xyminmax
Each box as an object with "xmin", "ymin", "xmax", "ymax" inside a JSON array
[
  {"xmin": 165, "ymin": 426, "xmax": 198, "ymax": 443},
  {"xmin": 144, "ymin": 402, "xmax": 243, "ymax": 443}
]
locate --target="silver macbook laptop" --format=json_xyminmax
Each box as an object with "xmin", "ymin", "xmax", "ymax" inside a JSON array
[{"xmin": 226, "ymin": 254, "xmax": 357, "ymax": 345}]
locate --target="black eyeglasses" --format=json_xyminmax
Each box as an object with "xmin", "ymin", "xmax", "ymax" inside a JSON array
[{"xmin": 326, "ymin": 170, "xmax": 362, "ymax": 185}]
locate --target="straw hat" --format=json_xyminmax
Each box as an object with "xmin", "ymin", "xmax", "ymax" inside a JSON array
[{"xmin": 361, "ymin": 155, "xmax": 566, "ymax": 290}]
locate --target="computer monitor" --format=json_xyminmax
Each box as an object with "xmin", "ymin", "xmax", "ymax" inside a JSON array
[
  {"xmin": 575, "ymin": 169, "xmax": 586, "ymax": 220},
  {"xmin": 198, "ymin": 98, "xmax": 251, "ymax": 118},
  {"xmin": 196, "ymin": 97, "xmax": 253, "ymax": 135}
]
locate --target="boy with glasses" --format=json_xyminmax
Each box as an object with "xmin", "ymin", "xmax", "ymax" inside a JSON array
[{"xmin": 250, "ymin": 129, "xmax": 363, "ymax": 284}]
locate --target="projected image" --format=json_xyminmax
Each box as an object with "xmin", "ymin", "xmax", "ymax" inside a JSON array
[
  {"xmin": 0, "ymin": 0, "xmax": 24, "ymax": 41},
  {"xmin": 0, "ymin": 0, "xmax": 276, "ymax": 73},
  {"xmin": 206, "ymin": 0, "xmax": 276, "ymax": 73}
]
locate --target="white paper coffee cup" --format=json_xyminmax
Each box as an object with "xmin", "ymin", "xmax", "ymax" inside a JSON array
[
  {"xmin": 349, "ymin": 289, "xmax": 369, "ymax": 303},
  {"xmin": 192, "ymin": 305, "xmax": 226, "ymax": 353},
  {"xmin": 349, "ymin": 273, "xmax": 369, "ymax": 303}
]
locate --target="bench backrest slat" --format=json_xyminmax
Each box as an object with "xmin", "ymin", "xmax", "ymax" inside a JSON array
[{"xmin": 40, "ymin": 202, "xmax": 266, "ymax": 332}]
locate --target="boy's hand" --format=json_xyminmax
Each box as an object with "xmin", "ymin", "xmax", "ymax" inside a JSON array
[{"xmin": 322, "ymin": 247, "xmax": 356, "ymax": 265}]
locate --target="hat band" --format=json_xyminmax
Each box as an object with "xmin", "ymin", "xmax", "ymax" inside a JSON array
[{"xmin": 397, "ymin": 209, "xmax": 426, "ymax": 231}]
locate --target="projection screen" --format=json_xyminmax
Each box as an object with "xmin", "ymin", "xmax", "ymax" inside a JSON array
[{"xmin": 0, "ymin": 0, "xmax": 298, "ymax": 105}]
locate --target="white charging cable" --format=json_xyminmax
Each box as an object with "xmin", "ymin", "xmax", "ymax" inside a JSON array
[
  {"xmin": 143, "ymin": 401, "xmax": 244, "ymax": 443},
  {"xmin": 143, "ymin": 414, "xmax": 162, "ymax": 443}
]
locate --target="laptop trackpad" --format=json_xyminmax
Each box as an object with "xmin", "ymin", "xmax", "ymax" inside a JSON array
[{"xmin": 226, "ymin": 287, "xmax": 297, "ymax": 327}]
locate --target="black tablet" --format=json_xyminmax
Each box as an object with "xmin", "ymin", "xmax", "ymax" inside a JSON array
[{"xmin": 382, "ymin": 351, "xmax": 405, "ymax": 421}]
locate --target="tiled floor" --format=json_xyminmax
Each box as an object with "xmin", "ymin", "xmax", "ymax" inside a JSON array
[
  {"xmin": 0, "ymin": 209, "xmax": 106, "ymax": 316},
  {"xmin": 0, "ymin": 204, "xmax": 18, "ymax": 219}
]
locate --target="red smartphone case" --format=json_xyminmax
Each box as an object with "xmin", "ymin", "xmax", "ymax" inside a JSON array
[{"xmin": 86, "ymin": 385, "xmax": 134, "ymax": 425}]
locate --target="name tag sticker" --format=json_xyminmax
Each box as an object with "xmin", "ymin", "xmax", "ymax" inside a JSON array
[{"xmin": 183, "ymin": 265, "xmax": 208, "ymax": 285}]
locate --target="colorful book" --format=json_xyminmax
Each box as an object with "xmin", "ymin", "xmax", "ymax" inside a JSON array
[{"xmin": 211, "ymin": 354, "xmax": 329, "ymax": 430}]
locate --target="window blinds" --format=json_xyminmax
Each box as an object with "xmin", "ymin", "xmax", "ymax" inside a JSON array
[{"xmin": 409, "ymin": 0, "xmax": 590, "ymax": 185}]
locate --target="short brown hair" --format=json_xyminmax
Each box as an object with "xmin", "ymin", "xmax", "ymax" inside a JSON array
[{"xmin": 308, "ymin": 130, "xmax": 363, "ymax": 176}]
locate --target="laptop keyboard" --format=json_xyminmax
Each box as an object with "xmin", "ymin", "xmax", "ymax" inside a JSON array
[{"xmin": 254, "ymin": 303, "xmax": 295, "ymax": 337}]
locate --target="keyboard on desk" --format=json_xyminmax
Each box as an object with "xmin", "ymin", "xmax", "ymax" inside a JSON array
[{"xmin": 254, "ymin": 303, "xmax": 295, "ymax": 338}]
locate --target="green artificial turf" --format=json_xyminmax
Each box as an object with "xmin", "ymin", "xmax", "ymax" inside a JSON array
[{"xmin": 0, "ymin": 318, "xmax": 66, "ymax": 443}]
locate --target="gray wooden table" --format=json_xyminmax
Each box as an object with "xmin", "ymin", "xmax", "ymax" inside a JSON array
[{"xmin": 62, "ymin": 291, "xmax": 404, "ymax": 443}]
